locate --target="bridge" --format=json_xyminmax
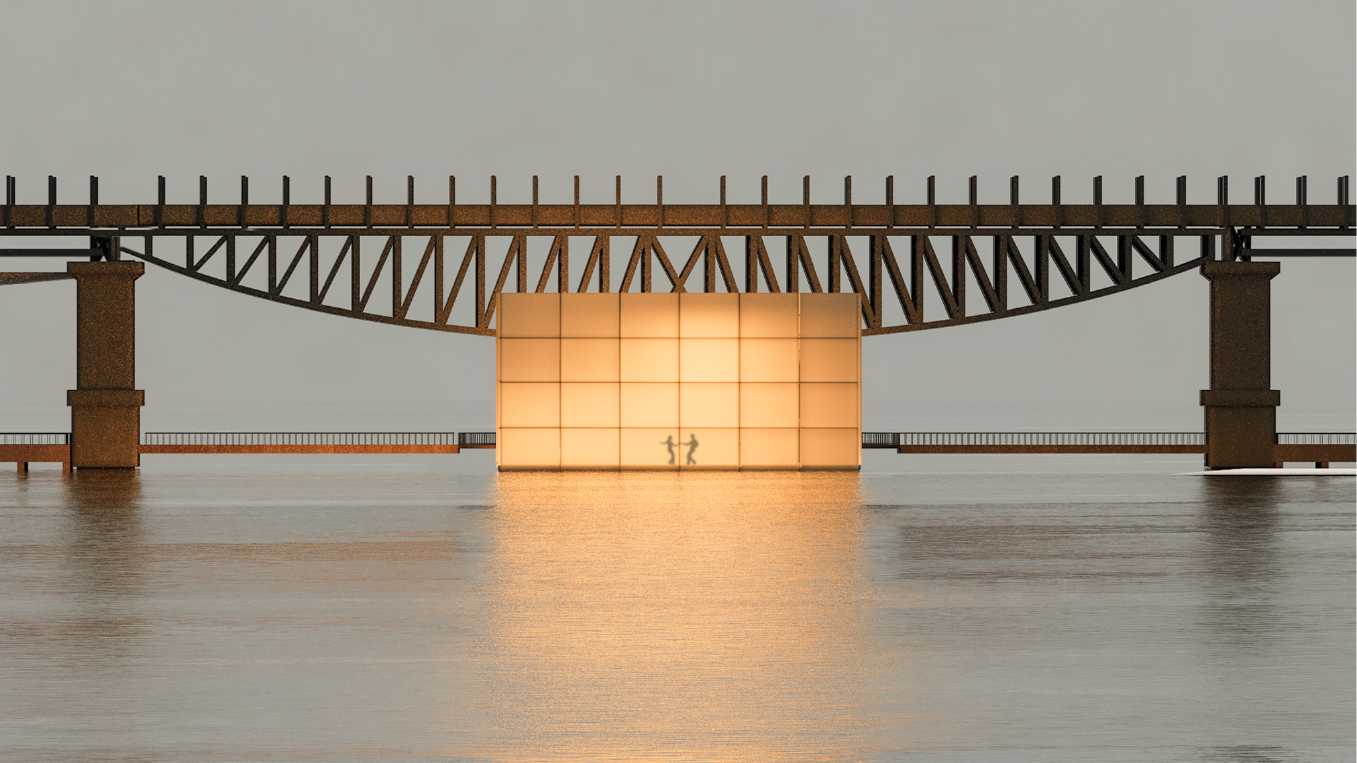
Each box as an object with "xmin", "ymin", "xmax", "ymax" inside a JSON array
[{"xmin": 2, "ymin": 174, "xmax": 1354, "ymax": 471}]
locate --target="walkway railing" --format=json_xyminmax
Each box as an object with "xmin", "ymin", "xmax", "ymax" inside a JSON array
[
  {"xmin": 864, "ymin": 431, "xmax": 1208, "ymax": 453},
  {"xmin": 142, "ymin": 431, "xmax": 457, "ymax": 446},
  {"xmin": 861, "ymin": 432, "xmax": 901, "ymax": 449},
  {"xmin": 866, "ymin": 431, "xmax": 1354, "ymax": 460},
  {"xmin": 0, "ymin": 433, "xmax": 71, "ymax": 473},
  {"xmin": 458, "ymin": 432, "xmax": 496, "ymax": 448},
  {"xmin": 1276, "ymin": 432, "xmax": 1356, "ymax": 445},
  {"xmin": 888, "ymin": 431, "xmax": 1205, "ymax": 447},
  {"xmin": 0, "ymin": 432, "xmax": 70, "ymax": 445},
  {"xmin": 7, "ymin": 431, "xmax": 1352, "ymax": 463}
]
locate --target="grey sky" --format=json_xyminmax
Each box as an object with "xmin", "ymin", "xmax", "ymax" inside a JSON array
[{"xmin": 1, "ymin": 0, "xmax": 1353, "ymax": 433}]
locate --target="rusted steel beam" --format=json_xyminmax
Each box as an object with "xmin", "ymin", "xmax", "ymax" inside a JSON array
[
  {"xmin": 43, "ymin": 169, "xmax": 1338, "ymax": 342},
  {"xmin": 1, "ymin": 203, "xmax": 1353, "ymax": 230},
  {"xmin": 1273, "ymin": 444, "xmax": 1355, "ymax": 464},
  {"xmin": 0, "ymin": 272, "xmax": 74, "ymax": 285},
  {"xmin": 0, "ymin": 444, "xmax": 71, "ymax": 466}
]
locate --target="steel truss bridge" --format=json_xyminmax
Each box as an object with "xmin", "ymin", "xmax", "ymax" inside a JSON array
[
  {"xmin": 2, "ymin": 174, "xmax": 1353, "ymax": 472},
  {"xmin": 2, "ymin": 174, "xmax": 1353, "ymax": 335}
]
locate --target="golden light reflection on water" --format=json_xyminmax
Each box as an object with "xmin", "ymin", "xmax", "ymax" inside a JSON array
[{"xmin": 480, "ymin": 471, "xmax": 876, "ymax": 760}]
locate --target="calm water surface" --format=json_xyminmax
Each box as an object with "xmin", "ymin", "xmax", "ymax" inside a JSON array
[{"xmin": 1, "ymin": 458, "xmax": 1353, "ymax": 761}]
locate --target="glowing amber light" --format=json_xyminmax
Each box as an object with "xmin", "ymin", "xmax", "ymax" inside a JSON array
[
  {"xmin": 484, "ymin": 472, "xmax": 868, "ymax": 759},
  {"xmin": 497, "ymin": 292, "xmax": 860, "ymax": 470}
]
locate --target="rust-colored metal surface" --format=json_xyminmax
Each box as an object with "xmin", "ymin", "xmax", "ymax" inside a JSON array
[
  {"xmin": 1274, "ymin": 444, "xmax": 1356, "ymax": 465},
  {"xmin": 0, "ymin": 444, "xmax": 70, "ymax": 474},
  {"xmin": 4, "ymin": 177, "xmax": 1350, "ymax": 473},
  {"xmin": 0, "ymin": 272, "xmax": 73, "ymax": 286},
  {"xmin": 1200, "ymin": 261, "xmax": 1281, "ymax": 469},
  {"xmin": 2, "ymin": 175, "xmax": 1350, "ymax": 336},
  {"xmin": 66, "ymin": 261, "xmax": 145, "ymax": 469}
]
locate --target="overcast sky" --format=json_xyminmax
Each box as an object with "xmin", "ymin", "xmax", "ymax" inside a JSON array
[{"xmin": 1, "ymin": 0, "xmax": 1353, "ymax": 434}]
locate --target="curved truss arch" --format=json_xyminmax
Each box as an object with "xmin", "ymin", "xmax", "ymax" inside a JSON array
[{"xmin": 120, "ymin": 228, "xmax": 1208, "ymax": 336}]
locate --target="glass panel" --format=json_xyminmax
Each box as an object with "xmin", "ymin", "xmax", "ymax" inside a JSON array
[
  {"xmin": 620, "ymin": 338, "xmax": 679, "ymax": 382},
  {"xmin": 798, "ymin": 383, "xmax": 859, "ymax": 428},
  {"xmin": 561, "ymin": 293, "xmax": 619, "ymax": 338},
  {"xmin": 740, "ymin": 383, "xmax": 799, "ymax": 428},
  {"xmin": 620, "ymin": 428, "xmax": 680, "ymax": 468},
  {"xmin": 561, "ymin": 383, "xmax": 620, "ymax": 428},
  {"xmin": 798, "ymin": 427, "xmax": 859, "ymax": 468},
  {"xmin": 739, "ymin": 427, "xmax": 799, "ymax": 468},
  {"xmin": 680, "ymin": 383, "xmax": 739, "ymax": 428},
  {"xmin": 561, "ymin": 338, "xmax": 619, "ymax": 382},
  {"xmin": 679, "ymin": 338, "xmax": 738, "ymax": 382},
  {"xmin": 620, "ymin": 383, "xmax": 679, "ymax": 428},
  {"xmin": 498, "ymin": 338, "xmax": 560, "ymax": 382},
  {"xmin": 678, "ymin": 428, "xmax": 739, "ymax": 469},
  {"xmin": 739, "ymin": 293, "xmax": 799, "ymax": 337},
  {"xmin": 561, "ymin": 428, "xmax": 620, "ymax": 468},
  {"xmin": 799, "ymin": 339, "xmax": 858, "ymax": 383},
  {"xmin": 498, "ymin": 428, "xmax": 561, "ymax": 468},
  {"xmin": 679, "ymin": 293, "xmax": 739, "ymax": 337},
  {"xmin": 799, "ymin": 293, "xmax": 859, "ymax": 338},
  {"xmin": 499, "ymin": 293, "xmax": 560, "ymax": 337},
  {"xmin": 620, "ymin": 293, "xmax": 679, "ymax": 337},
  {"xmin": 499, "ymin": 383, "xmax": 560, "ymax": 428},
  {"xmin": 739, "ymin": 338, "xmax": 798, "ymax": 382}
]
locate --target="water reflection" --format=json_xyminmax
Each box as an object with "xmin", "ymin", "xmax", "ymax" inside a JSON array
[
  {"xmin": 0, "ymin": 472, "xmax": 146, "ymax": 759},
  {"xmin": 50, "ymin": 472, "xmax": 147, "ymax": 657},
  {"xmin": 1, "ymin": 468, "xmax": 1350, "ymax": 759},
  {"xmin": 484, "ymin": 471, "xmax": 871, "ymax": 759},
  {"xmin": 1197, "ymin": 478, "xmax": 1284, "ymax": 648}
]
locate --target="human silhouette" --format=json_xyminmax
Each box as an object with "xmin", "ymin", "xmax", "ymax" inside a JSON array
[
  {"xmin": 683, "ymin": 434, "xmax": 699, "ymax": 465},
  {"xmin": 661, "ymin": 435, "xmax": 676, "ymax": 465}
]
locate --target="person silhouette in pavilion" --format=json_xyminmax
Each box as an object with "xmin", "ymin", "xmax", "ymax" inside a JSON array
[
  {"xmin": 661, "ymin": 435, "xmax": 677, "ymax": 465},
  {"xmin": 683, "ymin": 434, "xmax": 699, "ymax": 465}
]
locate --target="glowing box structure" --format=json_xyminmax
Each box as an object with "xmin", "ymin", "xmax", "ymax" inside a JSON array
[{"xmin": 496, "ymin": 292, "xmax": 860, "ymax": 470}]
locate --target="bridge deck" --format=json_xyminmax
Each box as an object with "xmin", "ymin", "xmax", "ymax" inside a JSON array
[
  {"xmin": 0, "ymin": 444, "xmax": 70, "ymax": 474},
  {"xmin": 3, "ymin": 201, "xmax": 1353, "ymax": 231}
]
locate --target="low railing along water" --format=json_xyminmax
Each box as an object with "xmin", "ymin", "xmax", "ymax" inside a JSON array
[
  {"xmin": 890, "ymin": 432, "xmax": 1206, "ymax": 447},
  {"xmin": 1276, "ymin": 432, "xmax": 1356, "ymax": 445},
  {"xmin": 142, "ymin": 432, "xmax": 458, "ymax": 447},
  {"xmin": 0, "ymin": 433, "xmax": 70, "ymax": 445}
]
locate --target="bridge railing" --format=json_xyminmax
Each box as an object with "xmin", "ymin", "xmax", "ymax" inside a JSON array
[
  {"xmin": 1276, "ymin": 432, "xmax": 1356, "ymax": 445},
  {"xmin": 884, "ymin": 431, "xmax": 1206, "ymax": 447},
  {"xmin": 0, "ymin": 432, "xmax": 70, "ymax": 445},
  {"xmin": 141, "ymin": 431, "xmax": 459, "ymax": 446},
  {"xmin": 458, "ymin": 432, "xmax": 496, "ymax": 448},
  {"xmin": 861, "ymin": 432, "xmax": 900, "ymax": 449}
]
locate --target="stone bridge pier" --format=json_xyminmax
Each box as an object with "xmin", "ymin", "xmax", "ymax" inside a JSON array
[
  {"xmin": 1200, "ymin": 260, "xmax": 1281, "ymax": 469},
  {"xmin": 67, "ymin": 258, "xmax": 145, "ymax": 469}
]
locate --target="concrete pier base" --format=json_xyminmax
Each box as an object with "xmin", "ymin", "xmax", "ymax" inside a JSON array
[
  {"xmin": 67, "ymin": 260, "xmax": 145, "ymax": 469},
  {"xmin": 1200, "ymin": 260, "xmax": 1280, "ymax": 470}
]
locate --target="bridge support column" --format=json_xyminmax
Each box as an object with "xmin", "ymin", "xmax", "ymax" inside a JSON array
[
  {"xmin": 66, "ymin": 260, "xmax": 145, "ymax": 469},
  {"xmin": 1199, "ymin": 261, "xmax": 1280, "ymax": 469}
]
